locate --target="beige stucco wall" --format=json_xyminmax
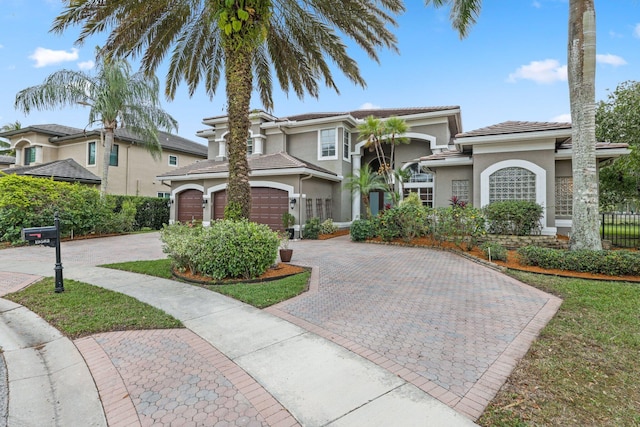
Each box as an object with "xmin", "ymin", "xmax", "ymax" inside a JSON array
[
  {"xmin": 473, "ymin": 149, "xmax": 557, "ymax": 229},
  {"xmin": 432, "ymin": 166, "xmax": 474, "ymax": 207}
]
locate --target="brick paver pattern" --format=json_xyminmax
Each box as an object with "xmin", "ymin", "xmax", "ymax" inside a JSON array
[
  {"xmin": 275, "ymin": 237, "xmax": 555, "ymax": 414},
  {"xmin": 80, "ymin": 329, "xmax": 295, "ymax": 427}
]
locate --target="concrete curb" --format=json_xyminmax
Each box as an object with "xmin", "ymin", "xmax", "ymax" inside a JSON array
[{"xmin": 0, "ymin": 298, "xmax": 106, "ymax": 427}]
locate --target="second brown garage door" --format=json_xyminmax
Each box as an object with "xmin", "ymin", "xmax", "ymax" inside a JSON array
[{"xmin": 212, "ymin": 187, "xmax": 289, "ymax": 231}]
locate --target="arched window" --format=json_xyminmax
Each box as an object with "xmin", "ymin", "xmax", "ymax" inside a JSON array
[{"xmin": 489, "ymin": 167, "xmax": 536, "ymax": 203}]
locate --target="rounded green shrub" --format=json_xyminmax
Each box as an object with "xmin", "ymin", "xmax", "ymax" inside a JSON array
[
  {"xmin": 481, "ymin": 242, "xmax": 508, "ymax": 262},
  {"xmin": 350, "ymin": 219, "xmax": 374, "ymax": 241},
  {"xmin": 161, "ymin": 220, "xmax": 279, "ymax": 280},
  {"xmin": 484, "ymin": 200, "xmax": 543, "ymax": 236},
  {"xmin": 303, "ymin": 217, "xmax": 321, "ymax": 239}
]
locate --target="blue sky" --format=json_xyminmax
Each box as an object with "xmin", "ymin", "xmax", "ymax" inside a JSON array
[{"xmin": 0, "ymin": 1, "xmax": 637, "ymax": 144}]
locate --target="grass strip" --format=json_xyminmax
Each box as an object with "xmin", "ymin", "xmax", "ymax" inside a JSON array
[
  {"xmin": 102, "ymin": 258, "xmax": 311, "ymax": 308},
  {"xmin": 209, "ymin": 271, "xmax": 310, "ymax": 308},
  {"xmin": 478, "ymin": 271, "xmax": 640, "ymax": 427},
  {"xmin": 5, "ymin": 278, "xmax": 182, "ymax": 339}
]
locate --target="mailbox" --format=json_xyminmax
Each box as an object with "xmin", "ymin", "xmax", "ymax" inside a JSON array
[{"xmin": 22, "ymin": 226, "xmax": 58, "ymax": 247}]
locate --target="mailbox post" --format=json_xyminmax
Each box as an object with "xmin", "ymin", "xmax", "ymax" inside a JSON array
[{"xmin": 21, "ymin": 212, "xmax": 64, "ymax": 292}]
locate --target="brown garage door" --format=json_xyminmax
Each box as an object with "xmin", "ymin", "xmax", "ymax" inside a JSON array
[
  {"xmin": 212, "ymin": 187, "xmax": 289, "ymax": 231},
  {"xmin": 177, "ymin": 189, "xmax": 203, "ymax": 223}
]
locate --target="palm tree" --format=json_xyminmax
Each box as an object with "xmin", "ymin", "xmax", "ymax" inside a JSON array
[
  {"xmin": 52, "ymin": 0, "xmax": 404, "ymax": 219},
  {"xmin": 0, "ymin": 120, "xmax": 21, "ymax": 155},
  {"xmin": 425, "ymin": 0, "xmax": 601, "ymax": 250},
  {"xmin": 14, "ymin": 52, "xmax": 177, "ymax": 196},
  {"xmin": 357, "ymin": 115, "xmax": 409, "ymax": 201},
  {"xmin": 343, "ymin": 166, "xmax": 388, "ymax": 219}
]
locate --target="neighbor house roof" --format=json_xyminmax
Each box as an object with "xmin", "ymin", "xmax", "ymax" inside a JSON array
[
  {"xmin": 0, "ymin": 155, "xmax": 15, "ymax": 165},
  {"xmin": 158, "ymin": 152, "xmax": 338, "ymax": 180},
  {"xmin": 3, "ymin": 158, "xmax": 101, "ymax": 184},
  {"xmin": 0, "ymin": 124, "xmax": 208, "ymax": 157}
]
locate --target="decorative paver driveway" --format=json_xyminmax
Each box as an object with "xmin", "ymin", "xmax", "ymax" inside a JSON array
[{"xmin": 267, "ymin": 237, "xmax": 561, "ymax": 419}]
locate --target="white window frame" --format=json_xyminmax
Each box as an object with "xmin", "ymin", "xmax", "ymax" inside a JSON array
[
  {"xmin": 168, "ymin": 155, "xmax": 178, "ymax": 167},
  {"xmin": 87, "ymin": 141, "xmax": 96, "ymax": 166},
  {"xmin": 157, "ymin": 192, "xmax": 171, "ymax": 198},
  {"xmin": 247, "ymin": 137, "xmax": 254, "ymax": 155},
  {"xmin": 342, "ymin": 129, "xmax": 351, "ymax": 162},
  {"xmin": 318, "ymin": 128, "xmax": 338, "ymax": 160},
  {"xmin": 480, "ymin": 159, "xmax": 555, "ymax": 235}
]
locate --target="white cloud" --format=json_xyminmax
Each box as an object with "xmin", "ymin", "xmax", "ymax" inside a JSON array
[
  {"xmin": 532, "ymin": 1, "xmax": 542, "ymax": 9},
  {"xmin": 634, "ymin": 23, "xmax": 640, "ymax": 38},
  {"xmin": 29, "ymin": 47, "xmax": 79, "ymax": 68},
  {"xmin": 507, "ymin": 59, "xmax": 567, "ymax": 84},
  {"xmin": 78, "ymin": 60, "xmax": 95, "ymax": 70},
  {"xmin": 359, "ymin": 102, "xmax": 381, "ymax": 110},
  {"xmin": 552, "ymin": 114, "xmax": 571, "ymax": 123},
  {"xmin": 0, "ymin": 44, "xmax": 4, "ymax": 49},
  {"xmin": 596, "ymin": 53, "xmax": 627, "ymax": 67}
]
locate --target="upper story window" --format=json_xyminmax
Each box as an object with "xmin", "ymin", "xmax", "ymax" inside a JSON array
[
  {"xmin": 87, "ymin": 142, "xmax": 96, "ymax": 166},
  {"xmin": 489, "ymin": 167, "xmax": 536, "ymax": 203},
  {"xmin": 24, "ymin": 146, "xmax": 36, "ymax": 165},
  {"xmin": 168, "ymin": 155, "xmax": 178, "ymax": 166},
  {"xmin": 343, "ymin": 130, "xmax": 350, "ymax": 161},
  {"xmin": 319, "ymin": 128, "xmax": 337, "ymax": 159},
  {"xmin": 247, "ymin": 137, "xmax": 254, "ymax": 155},
  {"xmin": 109, "ymin": 144, "xmax": 119, "ymax": 167}
]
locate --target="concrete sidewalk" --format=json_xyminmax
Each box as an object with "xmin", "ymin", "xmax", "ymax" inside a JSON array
[{"xmin": 0, "ymin": 266, "xmax": 477, "ymax": 426}]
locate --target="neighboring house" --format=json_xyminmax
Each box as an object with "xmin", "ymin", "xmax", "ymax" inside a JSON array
[
  {"xmin": 0, "ymin": 155, "xmax": 15, "ymax": 170},
  {"xmin": 158, "ymin": 108, "xmax": 628, "ymax": 236},
  {"xmin": 0, "ymin": 124, "xmax": 208, "ymax": 197}
]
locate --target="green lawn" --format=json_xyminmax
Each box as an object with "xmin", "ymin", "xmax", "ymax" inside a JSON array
[
  {"xmin": 102, "ymin": 258, "xmax": 310, "ymax": 308},
  {"xmin": 5, "ymin": 278, "xmax": 182, "ymax": 338},
  {"xmin": 478, "ymin": 271, "xmax": 640, "ymax": 427}
]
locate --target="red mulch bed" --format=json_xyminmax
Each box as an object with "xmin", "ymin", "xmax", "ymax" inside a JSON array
[
  {"xmin": 368, "ymin": 235, "xmax": 640, "ymax": 283},
  {"xmin": 173, "ymin": 263, "xmax": 307, "ymax": 285}
]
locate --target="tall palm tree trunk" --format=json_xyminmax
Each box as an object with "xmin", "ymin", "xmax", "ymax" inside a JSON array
[
  {"xmin": 100, "ymin": 123, "xmax": 116, "ymax": 197},
  {"xmin": 568, "ymin": 0, "xmax": 601, "ymax": 250},
  {"xmin": 224, "ymin": 41, "xmax": 253, "ymax": 220}
]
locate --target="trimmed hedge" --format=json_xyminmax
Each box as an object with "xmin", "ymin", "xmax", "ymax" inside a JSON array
[
  {"xmin": 160, "ymin": 220, "xmax": 279, "ymax": 280},
  {"xmin": 517, "ymin": 245, "xmax": 640, "ymax": 276},
  {"xmin": 0, "ymin": 174, "xmax": 169, "ymax": 244}
]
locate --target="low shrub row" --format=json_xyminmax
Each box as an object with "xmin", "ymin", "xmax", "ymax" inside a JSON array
[
  {"xmin": 517, "ymin": 245, "xmax": 640, "ymax": 276},
  {"xmin": 160, "ymin": 220, "xmax": 279, "ymax": 280},
  {"xmin": 350, "ymin": 198, "xmax": 544, "ymax": 249},
  {"xmin": 303, "ymin": 218, "xmax": 339, "ymax": 239}
]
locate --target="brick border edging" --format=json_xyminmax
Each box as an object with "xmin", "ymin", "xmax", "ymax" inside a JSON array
[
  {"xmin": 75, "ymin": 335, "xmax": 140, "ymax": 427},
  {"xmin": 76, "ymin": 329, "xmax": 301, "ymax": 427}
]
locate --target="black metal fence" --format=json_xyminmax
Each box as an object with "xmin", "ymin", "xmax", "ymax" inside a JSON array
[{"xmin": 601, "ymin": 212, "xmax": 640, "ymax": 248}]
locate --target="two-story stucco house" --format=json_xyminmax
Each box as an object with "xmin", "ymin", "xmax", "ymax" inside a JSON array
[
  {"xmin": 158, "ymin": 107, "xmax": 628, "ymax": 236},
  {"xmin": 0, "ymin": 124, "xmax": 208, "ymax": 197}
]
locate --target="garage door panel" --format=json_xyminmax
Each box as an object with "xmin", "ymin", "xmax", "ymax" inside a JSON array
[
  {"xmin": 211, "ymin": 187, "xmax": 288, "ymax": 230},
  {"xmin": 177, "ymin": 189, "xmax": 203, "ymax": 223}
]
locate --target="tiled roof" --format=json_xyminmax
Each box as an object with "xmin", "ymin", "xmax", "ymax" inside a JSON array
[
  {"xmin": 110, "ymin": 128, "xmax": 208, "ymax": 157},
  {"xmin": 4, "ymin": 158, "xmax": 101, "ymax": 184},
  {"xmin": 280, "ymin": 106, "xmax": 460, "ymax": 122},
  {"xmin": 457, "ymin": 121, "xmax": 572, "ymax": 138},
  {"xmin": 418, "ymin": 150, "xmax": 471, "ymax": 162},
  {"xmin": 557, "ymin": 139, "xmax": 629, "ymax": 151},
  {"xmin": 0, "ymin": 124, "xmax": 208, "ymax": 157},
  {"xmin": 158, "ymin": 152, "xmax": 337, "ymax": 178},
  {"xmin": 0, "ymin": 155, "xmax": 15, "ymax": 164},
  {"xmin": 0, "ymin": 124, "xmax": 85, "ymax": 138}
]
